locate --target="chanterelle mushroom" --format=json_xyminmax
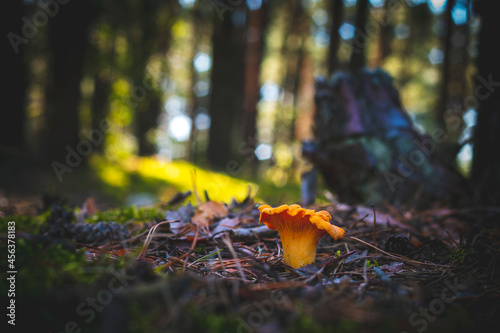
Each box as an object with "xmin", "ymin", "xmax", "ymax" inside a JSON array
[{"xmin": 258, "ymin": 204, "xmax": 345, "ymax": 269}]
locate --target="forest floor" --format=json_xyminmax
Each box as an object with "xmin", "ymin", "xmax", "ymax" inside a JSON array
[{"xmin": 2, "ymin": 175, "xmax": 500, "ymax": 333}]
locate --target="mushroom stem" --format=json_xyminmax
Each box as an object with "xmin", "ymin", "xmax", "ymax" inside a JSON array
[{"xmin": 281, "ymin": 231, "xmax": 324, "ymax": 268}]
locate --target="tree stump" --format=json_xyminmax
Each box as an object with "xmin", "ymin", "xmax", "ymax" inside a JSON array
[{"xmin": 302, "ymin": 69, "xmax": 471, "ymax": 208}]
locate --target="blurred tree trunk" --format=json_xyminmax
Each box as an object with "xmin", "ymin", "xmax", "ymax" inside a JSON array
[
  {"xmin": 398, "ymin": 3, "xmax": 432, "ymax": 88},
  {"xmin": 90, "ymin": 72, "xmax": 112, "ymax": 153},
  {"xmin": 132, "ymin": 1, "xmax": 176, "ymax": 156},
  {"xmin": 1, "ymin": 1, "xmax": 27, "ymax": 163},
  {"xmin": 89, "ymin": 23, "xmax": 115, "ymax": 154},
  {"xmin": 288, "ymin": 16, "xmax": 309, "ymax": 143},
  {"xmin": 435, "ymin": 0, "xmax": 463, "ymax": 166},
  {"xmin": 444, "ymin": 0, "xmax": 471, "ymax": 145},
  {"xmin": 471, "ymin": 0, "xmax": 500, "ymax": 206},
  {"xmin": 207, "ymin": 9, "xmax": 247, "ymax": 170},
  {"xmin": 273, "ymin": 0, "xmax": 305, "ymax": 144},
  {"xmin": 371, "ymin": 0, "xmax": 392, "ymax": 68},
  {"xmin": 243, "ymin": 3, "xmax": 269, "ymax": 174},
  {"xmin": 350, "ymin": 0, "xmax": 369, "ymax": 72},
  {"xmin": 187, "ymin": 5, "xmax": 204, "ymax": 162},
  {"xmin": 438, "ymin": 0, "xmax": 455, "ymax": 131},
  {"xmin": 45, "ymin": 1, "xmax": 94, "ymax": 163},
  {"xmin": 327, "ymin": 0, "xmax": 343, "ymax": 76}
]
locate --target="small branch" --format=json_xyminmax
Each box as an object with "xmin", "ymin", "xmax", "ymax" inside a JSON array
[
  {"xmin": 136, "ymin": 220, "xmax": 178, "ymax": 261},
  {"xmin": 372, "ymin": 204, "xmax": 377, "ymax": 247},
  {"xmin": 221, "ymin": 233, "xmax": 248, "ymax": 282},
  {"xmin": 319, "ymin": 250, "xmax": 358, "ymax": 268}
]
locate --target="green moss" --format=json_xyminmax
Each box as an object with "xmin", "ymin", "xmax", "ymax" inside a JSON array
[
  {"xmin": 85, "ymin": 206, "xmax": 164, "ymax": 224},
  {"xmin": 193, "ymin": 245, "xmax": 206, "ymax": 255},
  {"xmin": 1, "ymin": 236, "xmax": 129, "ymax": 300},
  {"xmin": 450, "ymin": 248, "xmax": 470, "ymax": 263},
  {"xmin": 0, "ymin": 214, "xmax": 41, "ymax": 234}
]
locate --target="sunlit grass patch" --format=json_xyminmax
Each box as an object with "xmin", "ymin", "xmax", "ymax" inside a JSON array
[
  {"xmin": 87, "ymin": 154, "xmax": 306, "ymax": 207},
  {"xmin": 129, "ymin": 156, "xmax": 260, "ymax": 204},
  {"xmin": 90, "ymin": 154, "xmax": 260, "ymax": 205}
]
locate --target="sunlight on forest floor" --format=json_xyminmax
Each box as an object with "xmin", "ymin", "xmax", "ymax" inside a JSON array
[{"xmin": 88, "ymin": 155, "xmax": 302, "ymax": 207}]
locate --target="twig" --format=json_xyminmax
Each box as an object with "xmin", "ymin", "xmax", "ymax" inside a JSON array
[
  {"xmin": 363, "ymin": 259, "xmax": 369, "ymax": 284},
  {"xmin": 222, "ymin": 233, "xmax": 248, "ymax": 282},
  {"xmin": 304, "ymin": 266, "xmax": 325, "ymax": 284},
  {"xmin": 216, "ymin": 246, "xmax": 227, "ymax": 276},
  {"xmin": 183, "ymin": 224, "xmax": 201, "ymax": 271},
  {"xmin": 348, "ymin": 213, "xmax": 369, "ymax": 231},
  {"xmin": 372, "ymin": 204, "xmax": 377, "ymax": 247},
  {"xmin": 191, "ymin": 169, "xmax": 202, "ymax": 206},
  {"xmin": 188, "ymin": 248, "xmax": 223, "ymax": 267},
  {"xmin": 154, "ymin": 252, "xmax": 191, "ymax": 272},
  {"xmin": 319, "ymin": 250, "xmax": 358, "ymax": 268},
  {"xmin": 136, "ymin": 220, "xmax": 178, "ymax": 261}
]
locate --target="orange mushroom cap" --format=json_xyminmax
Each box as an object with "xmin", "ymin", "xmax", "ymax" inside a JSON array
[{"xmin": 258, "ymin": 204, "xmax": 345, "ymax": 269}]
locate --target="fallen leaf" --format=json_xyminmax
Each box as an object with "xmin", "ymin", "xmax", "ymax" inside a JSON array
[
  {"xmin": 211, "ymin": 217, "xmax": 243, "ymax": 234},
  {"xmin": 191, "ymin": 200, "xmax": 228, "ymax": 230}
]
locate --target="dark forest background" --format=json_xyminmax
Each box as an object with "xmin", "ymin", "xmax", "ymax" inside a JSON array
[{"xmin": 1, "ymin": 0, "xmax": 499, "ymax": 208}]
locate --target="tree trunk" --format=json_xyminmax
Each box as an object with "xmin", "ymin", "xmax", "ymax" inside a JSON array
[
  {"xmin": 89, "ymin": 22, "xmax": 116, "ymax": 154},
  {"xmin": 371, "ymin": 0, "xmax": 392, "ymax": 68},
  {"xmin": 1, "ymin": 1, "xmax": 27, "ymax": 163},
  {"xmin": 133, "ymin": 2, "xmax": 177, "ymax": 156},
  {"xmin": 45, "ymin": 1, "xmax": 94, "ymax": 163},
  {"xmin": 207, "ymin": 9, "xmax": 247, "ymax": 170},
  {"xmin": 90, "ymin": 73, "xmax": 112, "ymax": 154},
  {"xmin": 133, "ymin": 3, "xmax": 158, "ymax": 156},
  {"xmin": 273, "ymin": 0, "xmax": 304, "ymax": 145},
  {"xmin": 327, "ymin": 0, "xmax": 344, "ymax": 76},
  {"xmin": 438, "ymin": 0, "xmax": 455, "ymax": 131},
  {"xmin": 471, "ymin": 0, "xmax": 500, "ymax": 206},
  {"xmin": 187, "ymin": 6, "xmax": 204, "ymax": 162},
  {"xmin": 242, "ymin": 3, "xmax": 269, "ymax": 173},
  {"xmin": 350, "ymin": 0, "xmax": 369, "ymax": 72}
]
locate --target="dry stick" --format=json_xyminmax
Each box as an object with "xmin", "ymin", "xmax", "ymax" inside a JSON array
[
  {"xmin": 136, "ymin": 220, "xmax": 179, "ymax": 261},
  {"xmin": 319, "ymin": 250, "xmax": 358, "ymax": 268},
  {"xmin": 372, "ymin": 204, "xmax": 377, "ymax": 247},
  {"xmin": 347, "ymin": 213, "xmax": 369, "ymax": 231},
  {"xmin": 191, "ymin": 169, "xmax": 203, "ymax": 206},
  {"xmin": 350, "ymin": 236, "xmax": 448, "ymax": 267},
  {"xmin": 183, "ymin": 224, "xmax": 201, "ymax": 272},
  {"xmin": 216, "ymin": 246, "xmax": 228, "ymax": 276},
  {"xmin": 304, "ymin": 266, "xmax": 325, "ymax": 284},
  {"xmin": 154, "ymin": 252, "xmax": 191, "ymax": 272},
  {"xmin": 188, "ymin": 248, "xmax": 224, "ymax": 267},
  {"xmin": 222, "ymin": 233, "xmax": 248, "ymax": 282}
]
